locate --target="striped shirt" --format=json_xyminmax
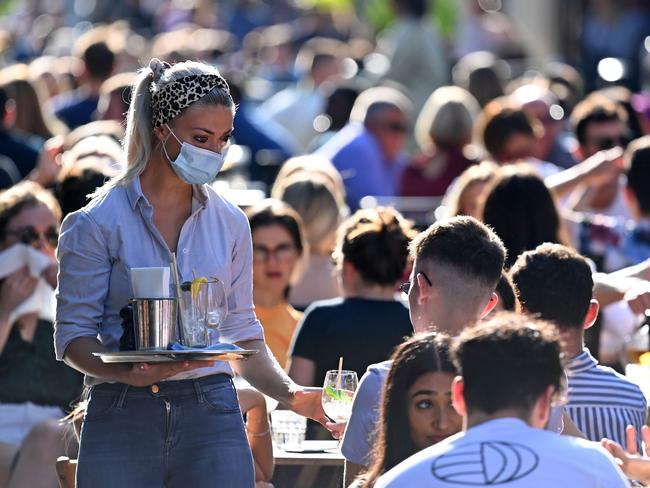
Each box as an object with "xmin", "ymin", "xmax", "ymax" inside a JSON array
[{"xmin": 565, "ymin": 349, "xmax": 647, "ymax": 448}]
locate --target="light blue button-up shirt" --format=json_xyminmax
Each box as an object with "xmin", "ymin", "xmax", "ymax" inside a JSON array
[{"xmin": 54, "ymin": 176, "xmax": 264, "ymax": 384}]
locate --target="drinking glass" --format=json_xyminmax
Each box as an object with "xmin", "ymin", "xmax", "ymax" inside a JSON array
[
  {"xmin": 322, "ymin": 370, "xmax": 358, "ymax": 424},
  {"xmin": 181, "ymin": 278, "xmax": 228, "ymax": 347},
  {"xmin": 270, "ymin": 410, "xmax": 307, "ymax": 451}
]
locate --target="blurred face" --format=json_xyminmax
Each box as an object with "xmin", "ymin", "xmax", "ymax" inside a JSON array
[
  {"xmin": 252, "ymin": 224, "xmax": 300, "ymax": 298},
  {"xmin": 408, "ymin": 371, "xmax": 462, "ymax": 449},
  {"xmin": 582, "ymin": 120, "xmax": 628, "ymax": 158},
  {"xmin": 156, "ymin": 104, "xmax": 234, "ymax": 161},
  {"xmin": 367, "ymin": 107, "xmax": 409, "ymax": 161},
  {"xmin": 2, "ymin": 204, "xmax": 58, "ymax": 258},
  {"xmin": 524, "ymin": 100, "xmax": 559, "ymax": 160},
  {"xmin": 498, "ymin": 133, "xmax": 535, "ymax": 163},
  {"xmin": 459, "ymin": 181, "xmax": 488, "ymax": 219}
]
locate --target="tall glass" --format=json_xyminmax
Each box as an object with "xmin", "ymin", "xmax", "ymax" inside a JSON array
[
  {"xmin": 179, "ymin": 278, "xmax": 228, "ymax": 348},
  {"xmin": 321, "ymin": 370, "xmax": 358, "ymax": 423}
]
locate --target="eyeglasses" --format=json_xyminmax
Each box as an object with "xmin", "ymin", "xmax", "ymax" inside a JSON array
[
  {"xmin": 5, "ymin": 226, "xmax": 59, "ymax": 248},
  {"xmin": 400, "ymin": 271, "xmax": 432, "ymax": 294},
  {"xmin": 252, "ymin": 243, "xmax": 297, "ymax": 262}
]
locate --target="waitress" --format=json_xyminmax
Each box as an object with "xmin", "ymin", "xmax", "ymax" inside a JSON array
[{"xmin": 54, "ymin": 58, "xmax": 328, "ymax": 487}]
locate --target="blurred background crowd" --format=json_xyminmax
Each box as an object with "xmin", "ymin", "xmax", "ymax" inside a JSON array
[{"xmin": 3, "ymin": 0, "xmax": 650, "ymax": 487}]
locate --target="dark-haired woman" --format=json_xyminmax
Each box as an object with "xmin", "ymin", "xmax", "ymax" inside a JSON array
[
  {"xmin": 54, "ymin": 59, "xmax": 328, "ymax": 487},
  {"xmin": 353, "ymin": 332, "xmax": 461, "ymax": 487},
  {"xmin": 480, "ymin": 164, "xmax": 571, "ymax": 268},
  {"xmin": 247, "ymin": 199, "xmax": 305, "ymax": 368},
  {"xmin": 288, "ymin": 206, "xmax": 415, "ymax": 388}
]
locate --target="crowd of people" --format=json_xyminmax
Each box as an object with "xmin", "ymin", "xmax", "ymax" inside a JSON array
[{"xmin": 2, "ymin": 0, "xmax": 650, "ymax": 487}]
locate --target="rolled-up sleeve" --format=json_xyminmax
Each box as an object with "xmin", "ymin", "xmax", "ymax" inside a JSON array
[
  {"xmin": 54, "ymin": 210, "xmax": 111, "ymax": 360},
  {"xmin": 220, "ymin": 214, "xmax": 264, "ymax": 344}
]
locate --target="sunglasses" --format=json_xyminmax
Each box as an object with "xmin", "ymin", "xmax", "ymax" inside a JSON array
[
  {"xmin": 380, "ymin": 122, "xmax": 409, "ymax": 134},
  {"xmin": 400, "ymin": 271, "xmax": 432, "ymax": 294},
  {"xmin": 5, "ymin": 226, "xmax": 59, "ymax": 248},
  {"xmin": 590, "ymin": 135, "xmax": 631, "ymax": 151}
]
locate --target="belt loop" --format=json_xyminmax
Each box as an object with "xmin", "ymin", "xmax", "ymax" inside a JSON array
[
  {"xmin": 116, "ymin": 384, "xmax": 129, "ymax": 409},
  {"xmin": 193, "ymin": 379, "xmax": 204, "ymax": 404}
]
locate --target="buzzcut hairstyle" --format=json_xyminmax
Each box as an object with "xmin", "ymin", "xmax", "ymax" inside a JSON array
[
  {"xmin": 625, "ymin": 135, "xmax": 650, "ymax": 215},
  {"xmin": 510, "ymin": 243, "xmax": 593, "ymax": 330},
  {"xmin": 570, "ymin": 94, "xmax": 627, "ymax": 146},
  {"xmin": 410, "ymin": 216, "xmax": 506, "ymax": 291},
  {"xmin": 453, "ymin": 312, "xmax": 564, "ymax": 415}
]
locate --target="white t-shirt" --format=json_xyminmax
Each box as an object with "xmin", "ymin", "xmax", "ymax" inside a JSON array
[
  {"xmin": 341, "ymin": 362, "xmax": 564, "ymax": 467},
  {"xmin": 375, "ymin": 418, "xmax": 628, "ymax": 488}
]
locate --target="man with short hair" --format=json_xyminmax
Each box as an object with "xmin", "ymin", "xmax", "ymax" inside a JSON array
[
  {"xmin": 341, "ymin": 216, "xmax": 505, "ymax": 484},
  {"xmin": 317, "ymin": 86, "xmax": 412, "ymax": 211},
  {"xmin": 575, "ymin": 136, "xmax": 650, "ymax": 271},
  {"xmin": 375, "ymin": 313, "xmax": 629, "ymax": 488},
  {"xmin": 510, "ymin": 243, "xmax": 647, "ymax": 447},
  {"xmin": 569, "ymin": 93, "xmax": 631, "ymax": 218}
]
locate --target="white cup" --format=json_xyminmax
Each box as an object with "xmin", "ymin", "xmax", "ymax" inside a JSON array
[{"xmin": 130, "ymin": 267, "xmax": 170, "ymax": 298}]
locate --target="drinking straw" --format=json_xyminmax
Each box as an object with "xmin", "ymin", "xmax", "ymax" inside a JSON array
[
  {"xmin": 336, "ymin": 356, "xmax": 343, "ymax": 390},
  {"xmin": 170, "ymin": 253, "xmax": 187, "ymax": 337}
]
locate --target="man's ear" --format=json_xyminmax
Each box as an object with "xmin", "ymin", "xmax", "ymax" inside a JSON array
[
  {"xmin": 583, "ymin": 299, "xmax": 599, "ymax": 330},
  {"xmin": 416, "ymin": 272, "xmax": 433, "ymax": 305},
  {"xmin": 531, "ymin": 385, "xmax": 554, "ymax": 429},
  {"xmin": 451, "ymin": 376, "xmax": 467, "ymax": 417},
  {"xmin": 480, "ymin": 292, "xmax": 499, "ymax": 318}
]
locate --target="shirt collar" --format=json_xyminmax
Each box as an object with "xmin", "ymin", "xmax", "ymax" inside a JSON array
[
  {"xmin": 125, "ymin": 176, "xmax": 209, "ymax": 210},
  {"xmin": 567, "ymin": 348, "xmax": 598, "ymax": 375}
]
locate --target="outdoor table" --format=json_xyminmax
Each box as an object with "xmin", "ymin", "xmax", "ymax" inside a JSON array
[{"xmin": 273, "ymin": 440, "xmax": 345, "ymax": 467}]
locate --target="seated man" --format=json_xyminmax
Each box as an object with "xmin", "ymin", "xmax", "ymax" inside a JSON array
[
  {"xmin": 510, "ymin": 243, "xmax": 647, "ymax": 447},
  {"xmin": 341, "ymin": 216, "xmax": 506, "ymax": 484},
  {"xmin": 573, "ymin": 136, "xmax": 650, "ymax": 272},
  {"xmin": 375, "ymin": 313, "xmax": 629, "ymax": 487}
]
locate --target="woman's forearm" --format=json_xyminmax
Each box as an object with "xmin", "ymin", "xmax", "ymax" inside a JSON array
[
  {"xmin": 0, "ymin": 312, "xmax": 12, "ymax": 355},
  {"xmin": 63, "ymin": 336, "xmax": 132, "ymax": 382},
  {"xmin": 233, "ymin": 340, "xmax": 296, "ymax": 406}
]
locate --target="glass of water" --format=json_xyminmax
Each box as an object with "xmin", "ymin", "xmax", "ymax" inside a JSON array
[{"xmin": 270, "ymin": 410, "xmax": 307, "ymax": 451}]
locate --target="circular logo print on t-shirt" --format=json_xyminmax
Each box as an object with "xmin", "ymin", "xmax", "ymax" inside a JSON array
[{"xmin": 431, "ymin": 441, "xmax": 539, "ymax": 484}]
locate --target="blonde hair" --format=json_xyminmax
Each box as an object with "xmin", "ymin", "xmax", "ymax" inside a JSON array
[
  {"xmin": 272, "ymin": 154, "xmax": 346, "ymax": 206},
  {"xmin": 415, "ymin": 86, "xmax": 479, "ymax": 151},
  {"xmin": 445, "ymin": 161, "xmax": 499, "ymax": 217},
  {"xmin": 92, "ymin": 59, "xmax": 233, "ymax": 197},
  {"xmin": 274, "ymin": 173, "xmax": 343, "ymax": 252}
]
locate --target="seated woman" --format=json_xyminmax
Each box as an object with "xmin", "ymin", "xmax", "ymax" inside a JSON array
[
  {"xmin": 288, "ymin": 206, "xmax": 415, "ymax": 387},
  {"xmin": 0, "ymin": 181, "xmax": 83, "ymax": 487},
  {"xmin": 247, "ymin": 199, "xmax": 306, "ymax": 368},
  {"xmin": 273, "ymin": 171, "xmax": 345, "ymax": 309},
  {"xmin": 400, "ymin": 86, "xmax": 480, "ymax": 197},
  {"xmin": 352, "ymin": 332, "xmax": 461, "ymax": 487}
]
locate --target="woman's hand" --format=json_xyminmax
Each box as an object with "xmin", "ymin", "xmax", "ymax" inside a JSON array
[
  {"xmin": 42, "ymin": 263, "xmax": 58, "ymax": 289},
  {"xmin": 288, "ymin": 387, "xmax": 329, "ymax": 426},
  {"xmin": 122, "ymin": 361, "xmax": 213, "ymax": 387},
  {"xmin": 0, "ymin": 267, "xmax": 38, "ymax": 317}
]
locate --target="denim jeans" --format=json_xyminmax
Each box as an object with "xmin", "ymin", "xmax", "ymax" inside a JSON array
[{"xmin": 76, "ymin": 374, "xmax": 255, "ymax": 487}]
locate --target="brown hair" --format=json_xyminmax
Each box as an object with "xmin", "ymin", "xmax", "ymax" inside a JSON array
[
  {"xmin": 570, "ymin": 94, "xmax": 627, "ymax": 146},
  {"xmin": 0, "ymin": 181, "xmax": 62, "ymax": 241},
  {"xmin": 335, "ymin": 207, "xmax": 416, "ymax": 286}
]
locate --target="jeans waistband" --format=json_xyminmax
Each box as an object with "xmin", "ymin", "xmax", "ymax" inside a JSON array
[{"xmin": 91, "ymin": 373, "xmax": 232, "ymax": 397}]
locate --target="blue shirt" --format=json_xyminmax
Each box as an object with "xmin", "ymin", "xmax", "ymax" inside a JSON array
[
  {"xmin": 565, "ymin": 348, "xmax": 647, "ymax": 448},
  {"xmin": 316, "ymin": 123, "xmax": 406, "ymax": 211},
  {"xmin": 54, "ymin": 177, "xmax": 264, "ymax": 384}
]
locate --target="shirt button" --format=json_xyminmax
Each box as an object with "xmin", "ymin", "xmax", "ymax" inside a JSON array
[
  {"xmin": 151, "ymin": 384, "xmax": 160, "ymax": 394},
  {"xmin": 182, "ymin": 249, "xmax": 188, "ymax": 254}
]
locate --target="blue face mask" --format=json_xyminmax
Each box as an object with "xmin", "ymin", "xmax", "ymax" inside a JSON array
[{"xmin": 162, "ymin": 125, "xmax": 228, "ymax": 184}]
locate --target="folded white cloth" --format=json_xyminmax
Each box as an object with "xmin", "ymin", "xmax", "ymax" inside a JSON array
[{"xmin": 0, "ymin": 243, "xmax": 55, "ymax": 325}]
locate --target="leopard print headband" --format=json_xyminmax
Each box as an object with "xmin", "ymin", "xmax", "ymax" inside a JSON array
[{"xmin": 150, "ymin": 74, "xmax": 230, "ymax": 128}]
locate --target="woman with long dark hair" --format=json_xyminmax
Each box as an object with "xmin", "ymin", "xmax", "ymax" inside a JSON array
[{"xmin": 354, "ymin": 332, "xmax": 460, "ymax": 487}]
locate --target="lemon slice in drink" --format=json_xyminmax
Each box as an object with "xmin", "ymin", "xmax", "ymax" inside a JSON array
[
  {"xmin": 191, "ymin": 276, "xmax": 207, "ymax": 300},
  {"xmin": 639, "ymin": 352, "xmax": 650, "ymax": 368}
]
